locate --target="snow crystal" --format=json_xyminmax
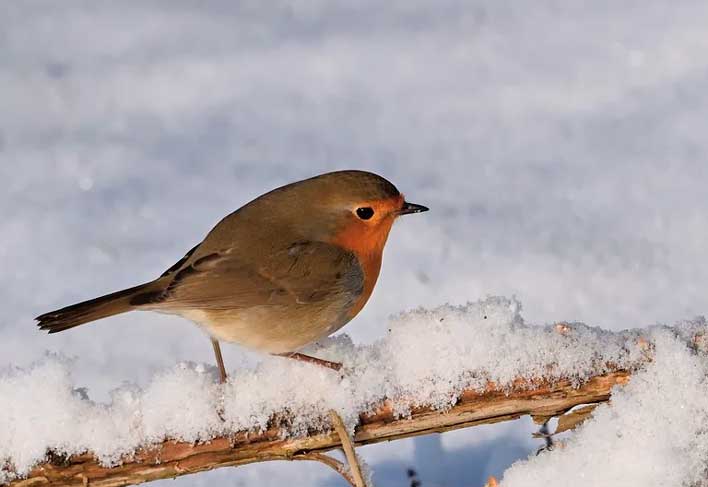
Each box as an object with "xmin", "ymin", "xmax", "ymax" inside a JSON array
[{"xmin": 0, "ymin": 297, "xmax": 678, "ymax": 483}]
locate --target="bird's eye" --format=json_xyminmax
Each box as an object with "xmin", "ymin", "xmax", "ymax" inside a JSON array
[{"xmin": 356, "ymin": 207, "xmax": 375, "ymax": 220}]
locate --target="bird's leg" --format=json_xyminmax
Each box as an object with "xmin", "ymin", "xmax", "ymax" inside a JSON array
[
  {"xmin": 276, "ymin": 352, "xmax": 342, "ymax": 371},
  {"xmin": 211, "ymin": 337, "xmax": 228, "ymax": 384}
]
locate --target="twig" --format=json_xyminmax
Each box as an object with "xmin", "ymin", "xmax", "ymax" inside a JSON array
[
  {"xmin": 293, "ymin": 452, "xmax": 357, "ymax": 486},
  {"xmin": 483, "ymin": 476, "xmax": 498, "ymax": 487},
  {"xmin": 329, "ymin": 411, "xmax": 366, "ymax": 487}
]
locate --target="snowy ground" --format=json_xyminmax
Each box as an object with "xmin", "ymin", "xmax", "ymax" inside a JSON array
[{"xmin": 3, "ymin": 1, "xmax": 708, "ymax": 485}]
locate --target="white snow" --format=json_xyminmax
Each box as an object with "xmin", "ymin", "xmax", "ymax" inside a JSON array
[
  {"xmin": 502, "ymin": 323, "xmax": 708, "ymax": 487},
  {"xmin": 1, "ymin": 297, "xmax": 678, "ymax": 484}
]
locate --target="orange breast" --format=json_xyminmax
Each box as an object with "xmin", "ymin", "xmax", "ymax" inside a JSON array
[{"xmin": 330, "ymin": 200, "xmax": 400, "ymax": 318}]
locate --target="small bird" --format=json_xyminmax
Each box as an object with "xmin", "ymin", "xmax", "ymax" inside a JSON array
[{"xmin": 36, "ymin": 170, "xmax": 428, "ymax": 381}]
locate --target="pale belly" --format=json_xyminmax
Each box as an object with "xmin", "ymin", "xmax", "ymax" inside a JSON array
[{"xmin": 175, "ymin": 303, "xmax": 352, "ymax": 354}]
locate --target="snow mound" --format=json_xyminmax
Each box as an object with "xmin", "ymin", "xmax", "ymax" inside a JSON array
[
  {"xmin": 0, "ymin": 297, "xmax": 681, "ymax": 483},
  {"xmin": 501, "ymin": 319, "xmax": 708, "ymax": 487}
]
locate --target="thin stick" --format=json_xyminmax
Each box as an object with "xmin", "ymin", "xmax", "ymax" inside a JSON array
[
  {"xmin": 329, "ymin": 411, "xmax": 366, "ymax": 487},
  {"xmin": 211, "ymin": 338, "xmax": 227, "ymax": 384},
  {"xmin": 293, "ymin": 452, "xmax": 357, "ymax": 487}
]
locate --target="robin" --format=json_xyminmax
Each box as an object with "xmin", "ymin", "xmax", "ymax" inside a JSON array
[{"xmin": 36, "ymin": 170, "xmax": 428, "ymax": 382}]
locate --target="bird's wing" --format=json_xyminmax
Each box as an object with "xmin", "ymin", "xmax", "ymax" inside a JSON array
[
  {"xmin": 159, "ymin": 243, "xmax": 200, "ymax": 278},
  {"xmin": 142, "ymin": 241, "xmax": 364, "ymax": 311}
]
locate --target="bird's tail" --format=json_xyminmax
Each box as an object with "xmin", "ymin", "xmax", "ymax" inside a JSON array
[{"xmin": 35, "ymin": 281, "xmax": 162, "ymax": 333}]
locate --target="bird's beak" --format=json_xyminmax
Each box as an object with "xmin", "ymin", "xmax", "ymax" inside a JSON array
[{"xmin": 398, "ymin": 201, "xmax": 429, "ymax": 216}]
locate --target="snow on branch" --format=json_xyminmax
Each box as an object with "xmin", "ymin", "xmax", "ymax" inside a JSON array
[
  {"xmin": 6, "ymin": 371, "xmax": 630, "ymax": 487},
  {"xmin": 4, "ymin": 297, "xmax": 706, "ymax": 486}
]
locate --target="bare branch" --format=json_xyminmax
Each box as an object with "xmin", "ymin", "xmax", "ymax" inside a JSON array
[
  {"xmin": 330, "ymin": 411, "xmax": 366, "ymax": 487},
  {"xmin": 292, "ymin": 452, "xmax": 357, "ymax": 486}
]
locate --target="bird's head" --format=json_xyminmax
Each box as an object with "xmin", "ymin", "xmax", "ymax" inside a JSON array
[
  {"xmin": 306, "ymin": 171, "xmax": 428, "ymax": 258},
  {"xmin": 243, "ymin": 170, "xmax": 428, "ymax": 259}
]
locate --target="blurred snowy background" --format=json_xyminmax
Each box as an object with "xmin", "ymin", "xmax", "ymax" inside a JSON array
[{"xmin": 2, "ymin": 1, "xmax": 708, "ymax": 485}]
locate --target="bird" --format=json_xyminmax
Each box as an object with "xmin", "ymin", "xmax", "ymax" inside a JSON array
[{"xmin": 36, "ymin": 170, "xmax": 428, "ymax": 382}]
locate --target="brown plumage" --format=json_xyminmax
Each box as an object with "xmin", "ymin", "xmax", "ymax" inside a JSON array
[{"xmin": 36, "ymin": 170, "xmax": 428, "ymax": 372}]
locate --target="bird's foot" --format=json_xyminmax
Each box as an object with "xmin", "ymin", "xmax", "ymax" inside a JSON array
[{"xmin": 276, "ymin": 352, "xmax": 343, "ymax": 371}]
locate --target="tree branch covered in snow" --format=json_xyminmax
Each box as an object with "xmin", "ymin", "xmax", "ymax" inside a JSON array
[
  {"xmin": 5, "ymin": 371, "xmax": 630, "ymax": 487},
  {"xmin": 3, "ymin": 297, "xmax": 706, "ymax": 486}
]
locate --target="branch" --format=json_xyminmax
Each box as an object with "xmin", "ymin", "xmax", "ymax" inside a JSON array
[
  {"xmin": 292, "ymin": 452, "xmax": 358, "ymax": 486},
  {"xmin": 9, "ymin": 370, "xmax": 631, "ymax": 487},
  {"xmin": 330, "ymin": 410, "xmax": 367, "ymax": 487}
]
